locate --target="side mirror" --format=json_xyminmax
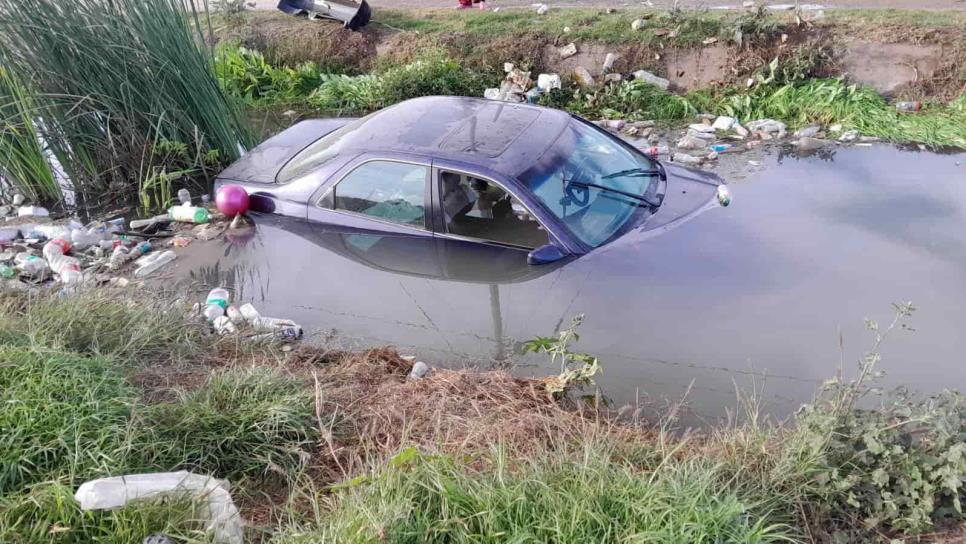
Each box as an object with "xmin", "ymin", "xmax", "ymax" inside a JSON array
[{"xmin": 528, "ymin": 243, "xmax": 568, "ymax": 265}]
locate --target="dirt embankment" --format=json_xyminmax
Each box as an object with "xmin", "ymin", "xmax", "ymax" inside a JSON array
[{"xmin": 217, "ymin": 9, "xmax": 965, "ymax": 101}]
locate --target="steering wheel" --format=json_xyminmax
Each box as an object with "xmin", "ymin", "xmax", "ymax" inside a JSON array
[{"xmin": 563, "ymin": 181, "xmax": 590, "ymax": 207}]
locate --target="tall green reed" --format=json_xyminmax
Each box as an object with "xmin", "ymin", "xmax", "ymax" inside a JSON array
[{"xmin": 0, "ymin": 0, "xmax": 253, "ymax": 210}]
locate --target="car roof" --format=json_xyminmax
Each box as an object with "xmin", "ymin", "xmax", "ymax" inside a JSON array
[{"xmin": 336, "ymin": 96, "xmax": 572, "ymax": 177}]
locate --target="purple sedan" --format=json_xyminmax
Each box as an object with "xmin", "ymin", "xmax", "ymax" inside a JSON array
[{"xmin": 215, "ymin": 96, "xmax": 729, "ymax": 264}]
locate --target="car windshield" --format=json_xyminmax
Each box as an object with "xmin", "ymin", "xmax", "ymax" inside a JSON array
[{"xmin": 518, "ymin": 119, "xmax": 659, "ymax": 248}]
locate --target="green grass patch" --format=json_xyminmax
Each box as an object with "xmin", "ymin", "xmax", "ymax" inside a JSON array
[
  {"xmin": 0, "ymin": 345, "xmax": 136, "ymax": 493},
  {"xmin": 0, "ymin": 290, "xmax": 203, "ymax": 362},
  {"xmin": 277, "ymin": 445, "xmax": 796, "ymax": 543},
  {"xmin": 375, "ymin": 7, "xmax": 782, "ymax": 47},
  {"xmin": 139, "ymin": 367, "xmax": 319, "ymax": 484}
]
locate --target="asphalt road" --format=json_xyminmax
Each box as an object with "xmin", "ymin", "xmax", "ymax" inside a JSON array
[{"xmin": 256, "ymin": 0, "xmax": 965, "ymax": 11}]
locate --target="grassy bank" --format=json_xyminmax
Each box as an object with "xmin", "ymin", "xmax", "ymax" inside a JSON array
[
  {"xmin": 0, "ymin": 289, "xmax": 963, "ymax": 542},
  {"xmin": 210, "ymin": 5, "xmax": 966, "ymax": 148}
]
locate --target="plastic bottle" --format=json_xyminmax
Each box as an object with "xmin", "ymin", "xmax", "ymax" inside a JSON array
[
  {"xmin": 43, "ymin": 239, "xmax": 82, "ymax": 284},
  {"xmin": 409, "ymin": 361, "xmax": 429, "ymax": 380},
  {"xmin": 250, "ymin": 316, "xmax": 300, "ymax": 333},
  {"xmin": 206, "ymin": 288, "xmax": 230, "ymax": 309},
  {"xmin": 239, "ymin": 303, "xmax": 261, "ymax": 323},
  {"xmin": 133, "ymin": 250, "xmax": 176, "ymax": 278},
  {"xmin": 643, "ymin": 145, "xmax": 669, "ymax": 157},
  {"xmin": 108, "ymin": 246, "xmax": 129, "ymax": 270},
  {"xmin": 16, "ymin": 254, "xmax": 49, "ymax": 278},
  {"xmin": 168, "ymin": 205, "xmax": 209, "ymax": 224},
  {"xmin": 212, "ymin": 316, "xmax": 236, "ymax": 335},
  {"xmin": 177, "ymin": 188, "xmax": 192, "ymax": 206},
  {"xmin": 202, "ymin": 288, "xmax": 230, "ymax": 323},
  {"xmin": 895, "ymin": 101, "xmax": 921, "ymax": 112},
  {"xmin": 710, "ymin": 143, "xmax": 732, "ymax": 153},
  {"xmin": 130, "ymin": 214, "xmax": 171, "ymax": 230},
  {"xmin": 226, "ymin": 305, "xmax": 243, "ymax": 324},
  {"xmin": 201, "ymin": 194, "xmax": 211, "ymax": 206}
]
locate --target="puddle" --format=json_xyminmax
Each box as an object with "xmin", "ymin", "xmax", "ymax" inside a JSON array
[{"xmin": 165, "ymin": 145, "xmax": 966, "ymax": 423}]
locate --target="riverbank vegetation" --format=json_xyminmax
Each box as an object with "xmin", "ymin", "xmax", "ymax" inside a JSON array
[
  {"xmin": 0, "ymin": 0, "xmax": 251, "ymax": 212},
  {"xmin": 0, "ymin": 289, "xmax": 962, "ymax": 542}
]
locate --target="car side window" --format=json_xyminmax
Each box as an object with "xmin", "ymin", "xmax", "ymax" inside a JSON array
[
  {"xmin": 323, "ymin": 161, "xmax": 428, "ymax": 229},
  {"xmin": 439, "ymin": 170, "xmax": 549, "ymax": 249}
]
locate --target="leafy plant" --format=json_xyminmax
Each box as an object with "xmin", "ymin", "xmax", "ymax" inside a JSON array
[
  {"xmin": 524, "ymin": 314, "xmax": 601, "ymax": 397},
  {"xmin": 215, "ymin": 46, "xmax": 323, "ymax": 104},
  {"xmin": 792, "ymin": 303, "xmax": 966, "ymax": 535},
  {"xmin": 566, "ymin": 79, "xmax": 698, "ymax": 121}
]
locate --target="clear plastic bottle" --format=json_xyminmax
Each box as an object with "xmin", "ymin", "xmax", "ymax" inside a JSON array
[
  {"xmin": 133, "ymin": 250, "xmax": 176, "ymax": 278},
  {"xmin": 203, "ymin": 288, "xmax": 230, "ymax": 322}
]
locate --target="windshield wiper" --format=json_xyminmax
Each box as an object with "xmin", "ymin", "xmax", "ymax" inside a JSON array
[
  {"xmin": 565, "ymin": 179, "xmax": 661, "ymax": 208},
  {"xmin": 600, "ymin": 167, "xmax": 662, "ymax": 180}
]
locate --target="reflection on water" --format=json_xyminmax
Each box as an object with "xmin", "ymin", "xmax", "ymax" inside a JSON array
[{"xmin": 166, "ymin": 145, "xmax": 966, "ymax": 423}]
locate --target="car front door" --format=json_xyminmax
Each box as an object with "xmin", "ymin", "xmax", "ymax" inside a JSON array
[{"xmin": 303, "ymin": 154, "xmax": 442, "ymax": 277}]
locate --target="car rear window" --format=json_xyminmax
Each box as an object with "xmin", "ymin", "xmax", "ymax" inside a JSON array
[{"xmin": 277, "ymin": 117, "xmax": 366, "ymax": 183}]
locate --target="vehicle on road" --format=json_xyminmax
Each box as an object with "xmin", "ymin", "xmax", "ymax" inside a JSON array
[{"xmin": 215, "ymin": 96, "xmax": 729, "ymax": 264}]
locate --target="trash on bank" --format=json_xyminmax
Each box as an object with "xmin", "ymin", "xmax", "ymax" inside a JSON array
[
  {"xmin": 794, "ymin": 136, "xmax": 827, "ymax": 151},
  {"xmin": 277, "ymin": 0, "xmax": 371, "ymax": 31},
  {"xmin": 169, "ymin": 204, "xmax": 210, "ymax": 224},
  {"xmin": 558, "ymin": 42, "xmax": 577, "ymax": 59},
  {"xmin": 133, "ymin": 250, "xmax": 176, "ymax": 278},
  {"xmin": 74, "ymin": 471, "xmax": 243, "ymax": 544},
  {"xmin": 632, "ymin": 70, "xmax": 670, "ymax": 90},
  {"xmin": 895, "ymin": 101, "xmax": 921, "ymax": 112},
  {"xmin": 533, "ymin": 3, "xmax": 549, "ymax": 14},
  {"xmin": 409, "ymin": 361, "xmax": 430, "ymax": 380},
  {"xmin": 672, "ymin": 152, "xmax": 703, "ymax": 165},
  {"xmin": 18, "ymin": 205, "xmax": 49, "ymax": 218},
  {"xmin": 631, "ymin": 18, "xmax": 646, "ymax": 30},
  {"xmin": 536, "ymin": 73, "xmax": 561, "ymax": 92}
]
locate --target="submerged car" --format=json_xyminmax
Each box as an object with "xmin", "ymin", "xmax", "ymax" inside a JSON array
[{"xmin": 215, "ymin": 96, "xmax": 730, "ymax": 264}]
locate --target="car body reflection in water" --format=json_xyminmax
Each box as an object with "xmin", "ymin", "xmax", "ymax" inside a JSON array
[{"xmin": 173, "ymin": 145, "xmax": 966, "ymax": 423}]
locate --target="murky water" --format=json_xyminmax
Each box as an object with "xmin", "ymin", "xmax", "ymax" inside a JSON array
[{"xmin": 167, "ymin": 145, "xmax": 966, "ymax": 422}]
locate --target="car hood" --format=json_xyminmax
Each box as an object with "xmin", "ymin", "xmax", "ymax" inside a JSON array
[{"xmin": 218, "ymin": 118, "xmax": 354, "ymax": 184}]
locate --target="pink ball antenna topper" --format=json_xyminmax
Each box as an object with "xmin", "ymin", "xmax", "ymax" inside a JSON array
[{"xmin": 215, "ymin": 184, "xmax": 250, "ymax": 217}]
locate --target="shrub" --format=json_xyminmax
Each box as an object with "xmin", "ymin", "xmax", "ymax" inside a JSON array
[
  {"xmin": 308, "ymin": 55, "xmax": 487, "ymax": 113},
  {"xmin": 216, "ymin": 46, "xmax": 324, "ymax": 103}
]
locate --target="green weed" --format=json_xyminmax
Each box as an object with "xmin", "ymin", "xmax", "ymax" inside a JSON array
[
  {"xmin": 276, "ymin": 445, "xmax": 796, "ymax": 543},
  {"xmin": 139, "ymin": 367, "xmax": 319, "ymax": 484},
  {"xmin": 0, "ymin": 346, "xmax": 135, "ymax": 493}
]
